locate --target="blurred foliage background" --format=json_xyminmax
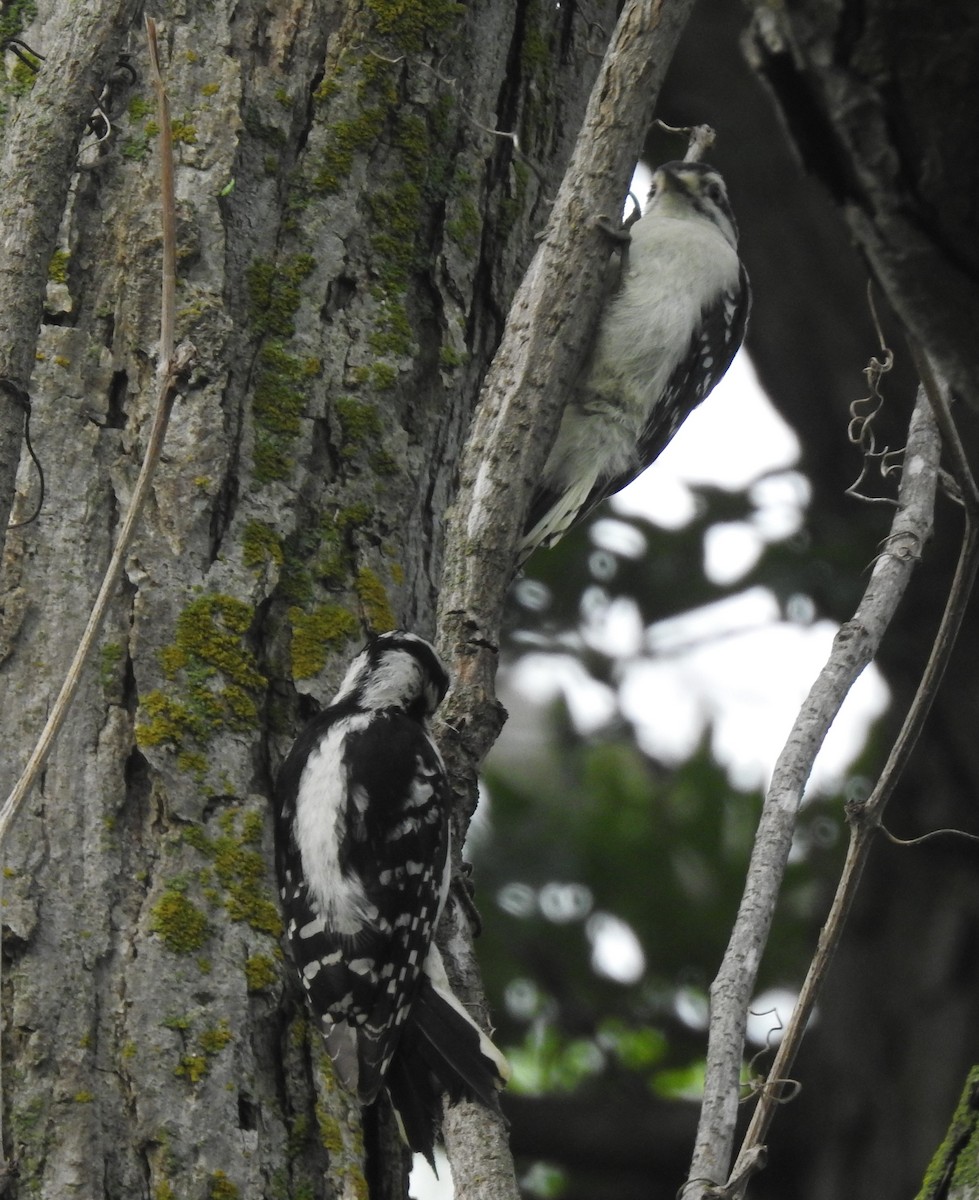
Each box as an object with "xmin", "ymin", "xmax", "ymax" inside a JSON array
[
  {"xmin": 473, "ymin": 486, "xmax": 859, "ymax": 1200},
  {"xmin": 455, "ymin": 1, "xmax": 979, "ymax": 1197}
]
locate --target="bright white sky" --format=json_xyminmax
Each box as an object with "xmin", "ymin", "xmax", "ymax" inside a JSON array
[{"xmin": 506, "ymin": 350, "xmax": 889, "ymax": 794}]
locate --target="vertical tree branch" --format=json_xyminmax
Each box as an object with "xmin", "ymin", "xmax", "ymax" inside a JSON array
[
  {"xmin": 725, "ymin": 359, "xmax": 979, "ymax": 1194},
  {"xmin": 684, "ymin": 385, "xmax": 942, "ymax": 1196},
  {"xmin": 437, "ymin": 0, "xmax": 698, "ymax": 733},
  {"xmin": 731, "ymin": 513, "xmax": 977, "ymax": 1193},
  {"xmin": 431, "ymin": 0, "xmax": 700, "ymax": 1190},
  {"xmin": 434, "ymin": 1, "xmax": 698, "ymax": 1193}
]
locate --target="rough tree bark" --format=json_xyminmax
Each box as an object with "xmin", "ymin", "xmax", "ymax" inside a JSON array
[
  {"xmin": 11, "ymin": 0, "xmax": 974, "ymax": 1195},
  {"xmin": 0, "ymin": 0, "xmax": 627, "ymax": 1195}
]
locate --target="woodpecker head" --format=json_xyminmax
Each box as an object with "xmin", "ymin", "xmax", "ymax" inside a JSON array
[
  {"xmin": 645, "ymin": 161, "xmax": 739, "ymax": 252},
  {"xmin": 334, "ymin": 631, "xmax": 449, "ymax": 720}
]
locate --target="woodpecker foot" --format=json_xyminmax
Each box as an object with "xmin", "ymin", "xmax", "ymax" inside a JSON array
[
  {"xmin": 593, "ymin": 216, "xmax": 631, "ymax": 244},
  {"xmin": 452, "ymin": 861, "xmax": 483, "ymax": 937}
]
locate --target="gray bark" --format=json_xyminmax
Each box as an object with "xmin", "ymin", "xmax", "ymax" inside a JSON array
[
  {"xmin": 0, "ymin": 0, "xmax": 139, "ymax": 539},
  {"xmin": 0, "ymin": 0, "xmax": 618, "ymax": 1195}
]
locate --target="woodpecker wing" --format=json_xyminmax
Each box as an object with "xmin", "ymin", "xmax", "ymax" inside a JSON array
[
  {"xmin": 577, "ymin": 263, "xmax": 750, "ymax": 523},
  {"xmin": 343, "ymin": 711, "xmax": 450, "ymax": 1101}
]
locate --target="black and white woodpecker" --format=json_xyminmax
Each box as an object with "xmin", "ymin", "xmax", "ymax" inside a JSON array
[
  {"xmin": 273, "ymin": 631, "xmax": 508, "ymax": 1166},
  {"xmin": 520, "ymin": 159, "xmax": 750, "ymax": 560}
]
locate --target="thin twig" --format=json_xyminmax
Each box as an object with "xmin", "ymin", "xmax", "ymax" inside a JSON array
[
  {"xmin": 146, "ymin": 16, "xmax": 175, "ymax": 369},
  {"xmin": 684, "ymin": 384, "xmax": 942, "ymax": 1197},
  {"xmin": 653, "ymin": 118, "xmax": 715, "ymax": 162},
  {"xmin": 879, "ymin": 823, "xmax": 979, "ymax": 848},
  {"xmin": 0, "ymin": 16, "xmax": 192, "ymax": 845}
]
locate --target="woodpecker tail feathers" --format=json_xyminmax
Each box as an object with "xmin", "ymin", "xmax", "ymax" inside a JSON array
[{"xmin": 385, "ymin": 972, "xmax": 509, "ymax": 1167}]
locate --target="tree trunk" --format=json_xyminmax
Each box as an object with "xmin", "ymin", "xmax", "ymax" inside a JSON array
[
  {"xmin": 914, "ymin": 1068, "xmax": 979, "ymax": 1200},
  {"xmin": 0, "ymin": 1, "xmax": 617, "ymax": 1194}
]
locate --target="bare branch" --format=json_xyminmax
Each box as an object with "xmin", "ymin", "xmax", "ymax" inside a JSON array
[
  {"xmin": 684, "ymin": 384, "xmax": 942, "ymax": 1197},
  {"xmin": 724, "ymin": 372, "xmax": 979, "ymax": 1196},
  {"xmin": 434, "ymin": 1, "xmax": 699, "ymax": 1192},
  {"xmin": 437, "ymin": 0, "xmax": 698, "ymax": 749}
]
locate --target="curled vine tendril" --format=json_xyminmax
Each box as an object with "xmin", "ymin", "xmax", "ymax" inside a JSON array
[{"xmin": 845, "ymin": 283, "xmax": 899, "ymax": 505}]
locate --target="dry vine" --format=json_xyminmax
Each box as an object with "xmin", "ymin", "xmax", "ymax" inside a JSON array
[{"xmin": 845, "ymin": 285, "xmax": 899, "ymax": 505}]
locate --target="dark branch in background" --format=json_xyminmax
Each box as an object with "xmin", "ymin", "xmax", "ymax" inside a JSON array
[
  {"xmin": 433, "ymin": 1, "xmax": 700, "ymax": 1195},
  {"xmin": 684, "ymin": 382, "xmax": 944, "ymax": 1199},
  {"xmin": 746, "ymin": 6, "xmax": 979, "ymax": 415}
]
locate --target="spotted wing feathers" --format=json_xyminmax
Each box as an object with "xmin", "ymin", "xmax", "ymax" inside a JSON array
[{"xmin": 594, "ymin": 264, "xmax": 750, "ymax": 508}]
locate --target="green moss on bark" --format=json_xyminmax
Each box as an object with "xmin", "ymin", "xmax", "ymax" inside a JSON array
[
  {"xmin": 136, "ymin": 594, "xmax": 266, "ymax": 759},
  {"xmin": 150, "ymin": 891, "xmax": 209, "ymax": 954},
  {"xmin": 311, "ymin": 107, "xmax": 386, "ymax": 193},
  {"xmin": 288, "ymin": 604, "xmax": 359, "ymax": 679},
  {"xmin": 242, "ymin": 520, "xmax": 285, "ymax": 569},
  {"xmin": 365, "ymin": 0, "xmax": 464, "ymax": 50},
  {"xmin": 916, "ymin": 1067, "xmax": 979, "ymax": 1199},
  {"xmin": 355, "ymin": 567, "xmax": 396, "ymax": 632},
  {"xmin": 246, "ymin": 254, "xmax": 319, "ymax": 483},
  {"xmin": 183, "ymin": 808, "xmax": 282, "ymax": 937},
  {"xmin": 244, "ymin": 953, "xmax": 281, "ymax": 992},
  {"xmin": 209, "ymin": 1172, "xmax": 240, "ymax": 1200}
]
